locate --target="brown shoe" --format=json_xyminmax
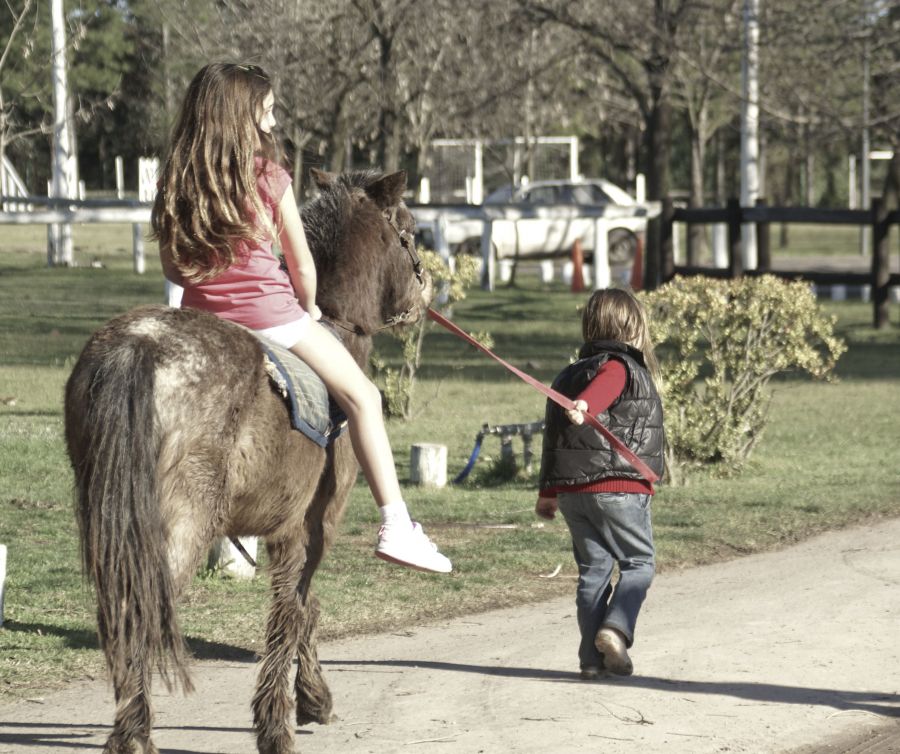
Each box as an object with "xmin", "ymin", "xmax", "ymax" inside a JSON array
[
  {"xmin": 594, "ymin": 627, "xmax": 633, "ymax": 676},
  {"xmin": 579, "ymin": 666, "xmax": 602, "ymax": 681}
]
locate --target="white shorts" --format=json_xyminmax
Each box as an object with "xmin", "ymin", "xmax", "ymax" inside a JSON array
[{"xmin": 256, "ymin": 313, "xmax": 311, "ymax": 349}]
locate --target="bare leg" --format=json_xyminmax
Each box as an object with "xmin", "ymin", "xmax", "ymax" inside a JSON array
[
  {"xmin": 287, "ymin": 320, "xmax": 451, "ymax": 573},
  {"xmin": 287, "ymin": 320, "xmax": 401, "ymax": 508}
]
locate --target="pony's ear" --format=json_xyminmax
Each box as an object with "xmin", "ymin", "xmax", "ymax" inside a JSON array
[
  {"xmin": 310, "ymin": 168, "xmax": 337, "ymax": 189},
  {"xmin": 368, "ymin": 170, "xmax": 407, "ymax": 209}
]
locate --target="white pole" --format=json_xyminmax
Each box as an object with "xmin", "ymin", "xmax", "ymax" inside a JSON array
[
  {"xmin": 473, "ymin": 140, "xmax": 484, "ymax": 204},
  {"xmin": 712, "ymin": 224, "xmax": 728, "ymax": 268},
  {"xmin": 115, "ymin": 156, "xmax": 124, "ymax": 200},
  {"xmin": 50, "ymin": 0, "xmax": 73, "ymax": 266},
  {"xmin": 739, "ymin": 0, "xmax": 760, "ymax": 270},
  {"xmin": 635, "ymin": 173, "xmax": 646, "ymax": 204},
  {"xmin": 848, "ymin": 154, "xmax": 857, "ymax": 209},
  {"xmin": 592, "ymin": 218, "xmax": 610, "ymax": 290},
  {"xmin": 132, "ymin": 223, "xmax": 145, "ymax": 274},
  {"xmin": 569, "ymin": 136, "xmax": 579, "ymax": 181},
  {"xmin": 860, "ymin": 19, "xmax": 871, "ymax": 255}
]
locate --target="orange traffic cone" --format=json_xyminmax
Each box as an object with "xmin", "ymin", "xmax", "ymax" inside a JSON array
[{"xmin": 571, "ymin": 239, "xmax": 585, "ymax": 293}]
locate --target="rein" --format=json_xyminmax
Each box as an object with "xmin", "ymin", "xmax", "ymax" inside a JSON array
[
  {"xmin": 427, "ymin": 308, "xmax": 660, "ymax": 484},
  {"xmin": 384, "ymin": 205, "xmax": 424, "ymax": 285},
  {"xmin": 324, "ymin": 205, "xmax": 425, "ymax": 338}
]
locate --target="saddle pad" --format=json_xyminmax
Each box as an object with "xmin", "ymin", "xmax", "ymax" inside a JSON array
[{"xmin": 252, "ymin": 332, "xmax": 348, "ymax": 448}]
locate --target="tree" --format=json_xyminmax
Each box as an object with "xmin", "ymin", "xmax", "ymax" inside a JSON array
[
  {"xmin": 518, "ymin": 0, "xmax": 705, "ymax": 288},
  {"xmin": 1, "ymin": 0, "xmax": 43, "ymax": 192},
  {"xmin": 670, "ymin": 0, "xmax": 742, "ymax": 262},
  {"xmin": 1, "ymin": 1, "xmax": 141, "ymax": 194}
]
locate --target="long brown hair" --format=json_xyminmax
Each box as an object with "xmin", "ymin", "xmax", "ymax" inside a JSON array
[
  {"xmin": 151, "ymin": 63, "xmax": 281, "ymax": 283},
  {"xmin": 582, "ymin": 288, "xmax": 661, "ymax": 384}
]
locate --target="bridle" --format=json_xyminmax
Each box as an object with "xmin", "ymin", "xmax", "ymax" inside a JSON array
[
  {"xmin": 324, "ymin": 204, "xmax": 426, "ymax": 338},
  {"xmin": 384, "ymin": 205, "xmax": 424, "ymax": 287}
]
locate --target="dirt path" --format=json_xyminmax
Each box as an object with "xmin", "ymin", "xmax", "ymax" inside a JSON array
[{"xmin": 2, "ymin": 518, "xmax": 899, "ymax": 754}]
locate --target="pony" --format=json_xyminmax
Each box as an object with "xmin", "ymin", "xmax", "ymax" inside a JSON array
[{"xmin": 64, "ymin": 168, "xmax": 430, "ymax": 754}]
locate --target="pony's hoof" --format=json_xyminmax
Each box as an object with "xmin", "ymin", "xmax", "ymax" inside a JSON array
[
  {"xmin": 296, "ymin": 708, "xmax": 335, "ymax": 726},
  {"xmin": 256, "ymin": 732, "xmax": 295, "ymax": 754},
  {"xmin": 103, "ymin": 736, "xmax": 159, "ymax": 754}
]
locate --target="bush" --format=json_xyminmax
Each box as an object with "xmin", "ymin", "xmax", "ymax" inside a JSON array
[
  {"xmin": 640, "ymin": 275, "xmax": 846, "ymax": 471},
  {"xmin": 373, "ymin": 251, "xmax": 485, "ymax": 419}
]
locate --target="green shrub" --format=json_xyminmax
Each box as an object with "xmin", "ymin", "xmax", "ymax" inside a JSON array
[
  {"xmin": 373, "ymin": 251, "xmax": 485, "ymax": 419},
  {"xmin": 641, "ymin": 275, "xmax": 846, "ymax": 471}
]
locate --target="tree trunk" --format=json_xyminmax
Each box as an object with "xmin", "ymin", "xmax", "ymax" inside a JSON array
[
  {"xmin": 642, "ymin": 75, "xmax": 672, "ymax": 289},
  {"xmin": 687, "ymin": 113, "xmax": 708, "ymax": 265},
  {"xmin": 328, "ymin": 113, "xmax": 350, "ymax": 173},
  {"xmin": 642, "ymin": 92, "xmax": 671, "ymax": 202},
  {"xmin": 882, "ymin": 149, "xmax": 900, "ymax": 211},
  {"xmin": 715, "ymin": 129, "xmax": 726, "ymax": 204},
  {"xmin": 374, "ymin": 23, "xmax": 399, "ymax": 171},
  {"xmin": 803, "ymin": 121, "xmax": 815, "ymax": 206},
  {"xmin": 780, "ymin": 156, "xmax": 793, "ymax": 248}
]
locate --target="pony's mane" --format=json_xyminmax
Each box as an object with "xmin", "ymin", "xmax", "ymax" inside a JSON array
[{"xmin": 301, "ymin": 170, "xmax": 387, "ymax": 274}]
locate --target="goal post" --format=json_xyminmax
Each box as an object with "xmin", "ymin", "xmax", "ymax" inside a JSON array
[{"xmin": 425, "ymin": 136, "xmax": 579, "ymax": 204}]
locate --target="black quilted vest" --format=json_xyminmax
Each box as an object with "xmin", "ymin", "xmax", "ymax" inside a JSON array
[{"xmin": 539, "ymin": 340, "xmax": 665, "ymax": 489}]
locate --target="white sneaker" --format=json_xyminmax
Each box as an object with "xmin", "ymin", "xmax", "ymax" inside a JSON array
[{"xmin": 375, "ymin": 521, "xmax": 452, "ymax": 573}]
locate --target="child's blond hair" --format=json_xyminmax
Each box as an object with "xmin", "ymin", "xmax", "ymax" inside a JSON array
[{"xmin": 582, "ymin": 288, "xmax": 660, "ymax": 384}]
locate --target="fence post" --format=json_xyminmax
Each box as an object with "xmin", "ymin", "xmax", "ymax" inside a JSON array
[
  {"xmin": 208, "ymin": 538, "xmax": 257, "ymax": 580},
  {"xmin": 132, "ymin": 224, "xmax": 145, "ymax": 274},
  {"xmin": 433, "ymin": 213, "xmax": 452, "ymax": 306},
  {"xmin": 755, "ymin": 198, "xmax": 770, "ymax": 271},
  {"xmin": 727, "ymin": 197, "xmax": 743, "ymax": 279},
  {"xmin": 115, "ymin": 156, "xmax": 124, "ymax": 200},
  {"xmin": 480, "ymin": 217, "xmax": 494, "ymax": 291},
  {"xmin": 410, "ymin": 443, "xmax": 448, "ymax": 487},
  {"xmin": 871, "ymin": 198, "xmax": 889, "ymax": 329}
]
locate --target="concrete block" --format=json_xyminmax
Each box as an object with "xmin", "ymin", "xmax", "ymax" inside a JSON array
[{"xmin": 410, "ymin": 443, "xmax": 447, "ymax": 487}]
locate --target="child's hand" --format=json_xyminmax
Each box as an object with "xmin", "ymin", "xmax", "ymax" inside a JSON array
[
  {"xmin": 535, "ymin": 496, "xmax": 558, "ymax": 520},
  {"xmin": 309, "ymin": 304, "xmax": 322, "ymax": 321},
  {"xmin": 565, "ymin": 399, "xmax": 589, "ymax": 425}
]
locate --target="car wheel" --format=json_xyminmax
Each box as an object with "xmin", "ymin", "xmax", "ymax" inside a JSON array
[
  {"xmin": 455, "ymin": 236, "xmax": 500, "ymax": 263},
  {"xmin": 456, "ymin": 236, "xmax": 493, "ymax": 256},
  {"xmin": 607, "ymin": 229, "xmax": 637, "ymax": 267}
]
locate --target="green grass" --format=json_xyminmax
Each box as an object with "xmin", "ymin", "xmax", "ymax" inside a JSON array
[
  {"xmin": 677, "ymin": 221, "xmax": 900, "ymax": 262},
  {"xmin": 1, "ymin": 233, "xmax": 899, "ymax": 700}
]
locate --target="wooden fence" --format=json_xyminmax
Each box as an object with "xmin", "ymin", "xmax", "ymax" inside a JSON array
[
  {"xmin": 0, "ymin": 195, "xmax": 151, "ymax": 272},
  {"xmin": 651, "ymin": 198, "xmax": 900, "ymax": 329}
]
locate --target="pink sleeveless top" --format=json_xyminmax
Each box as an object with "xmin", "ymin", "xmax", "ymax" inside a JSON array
[{"xmin": 164, "ymin": 158, "xmax": 305, "ymax": 330}]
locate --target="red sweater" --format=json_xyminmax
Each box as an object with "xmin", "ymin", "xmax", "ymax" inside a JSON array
[{"xmin": 540, "ymin": 359, "xmax": 653, "ymax": 498}]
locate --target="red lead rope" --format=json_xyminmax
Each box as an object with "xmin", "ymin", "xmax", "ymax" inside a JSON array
[{"xmin": 427, "ymin": 307, "xmax": 660, "ymax": 484}]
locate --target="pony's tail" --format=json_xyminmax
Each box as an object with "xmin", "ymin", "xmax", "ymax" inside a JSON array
[{"xmin": 66, "ymin": 337, "xmax": 193, "ymax": 694}]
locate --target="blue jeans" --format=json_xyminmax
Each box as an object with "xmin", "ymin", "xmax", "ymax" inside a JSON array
[{"xmin": 557, "ymin": 492, "xmax": 655, "ymax": 670}]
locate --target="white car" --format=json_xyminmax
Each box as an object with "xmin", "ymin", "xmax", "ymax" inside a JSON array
[{"xmin": 413, "ymin": 178, "xmax": 650, "ymax": 271}]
